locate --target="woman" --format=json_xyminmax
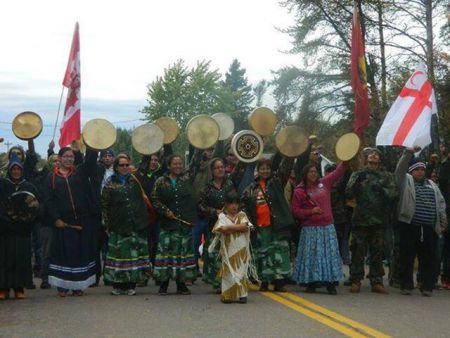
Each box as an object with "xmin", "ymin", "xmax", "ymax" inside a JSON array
[
  {"xmin": 241, "ymin": 154, "xmax": 294, "ymax": 292},
  {"xmin": 0, "ymin": 155, "xmax": 40, "ymax": 300},
  {"xmin": 151, "ymin": 154, "xmax": 198, "ymax": 295},
  {"xmin": 198, "ymin": 158, "xmax": 243, "ymax": 293},
  {"xmin": 102, "ymin": 154, "xmax": 151, "ymax": 295},
  {"xmin": 291, "ymin": 162, "xmax": 348, "ymax": 294},
  {"xmin": 45, "ymin": 147, "xmax": 100, "ymax": 297}
]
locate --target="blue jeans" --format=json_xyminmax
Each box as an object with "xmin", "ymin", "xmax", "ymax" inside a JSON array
[{"xmin": 192, "ymin": 218, "xmax": 209, "ymax": 263}]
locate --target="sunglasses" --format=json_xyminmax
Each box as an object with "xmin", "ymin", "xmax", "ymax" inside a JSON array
[{"xmin": 118, "ymin": 163, "xmax": 130, "ymax": 167}]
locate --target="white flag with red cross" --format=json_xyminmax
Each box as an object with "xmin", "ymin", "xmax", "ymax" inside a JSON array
[{"xmin": 376, "ymin": 65, "xmax": 437, "ymax": 149}]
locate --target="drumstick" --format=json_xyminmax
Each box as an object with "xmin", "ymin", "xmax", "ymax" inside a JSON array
[
  {"xmin": 65, "ymin": 224, "xmax": 82, "ymax": 231},
  {"xmin": 173, "ymin": 216, "xmax": 193, "ymax": 227}
]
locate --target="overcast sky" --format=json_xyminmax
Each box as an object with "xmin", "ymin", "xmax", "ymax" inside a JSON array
[{"xmin": 0, "ymin": 0, "xmax": 299, "ymax": 154}]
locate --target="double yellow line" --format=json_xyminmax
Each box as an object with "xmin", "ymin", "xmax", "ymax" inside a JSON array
[{"xmin": 255, "ymin": 288, "xmax": 391, "ymax": 338}]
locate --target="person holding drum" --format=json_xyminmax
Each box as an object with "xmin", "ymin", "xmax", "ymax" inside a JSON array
[
  {"xmin": 0, "ymin": 154, "xmax": 40, "ymax": 300},
  {"xmin": 101, "ymin": 154, "xmax": 151, "ymax": 295},
  {"xmin": 151, "ymin": 154, "xmax": 198, "ymax": 295},
  {"xmin": 241, "ymin": 153, "xmax": 295, "ymax": 292},
  {"xmin": 44, "ymin": 146, "xmax": 100, "ymax": 297},
  {"xmin": 198, "ymin": 157, "xmax": 246, "ymax": 293}
]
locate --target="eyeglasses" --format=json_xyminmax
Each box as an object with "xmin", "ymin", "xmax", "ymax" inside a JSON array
[{"xmin": 118, "ymin": 163, "xmax": 130, "ymax": 167}]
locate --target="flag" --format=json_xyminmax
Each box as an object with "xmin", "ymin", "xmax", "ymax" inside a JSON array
[
  {"xmin": 351, "ymin": 5, "xmax": 370, "ymax": 137},
  {"xmin": 59, "ymin": 22, "xmax": 81, "ymax": 148},
  {"xmin": 376, "ymin": 65, "xmax": 437, "ymax": 149}
]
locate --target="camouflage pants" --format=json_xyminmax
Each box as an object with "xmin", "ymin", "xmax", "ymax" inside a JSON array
[
  {"xmin": 350, "ymin": 227, "xmax": 385, "ymax": 285},
  {"xmin": 255, "ymin": 227, "xmax": 291, "ymax": 282},
  {"xmin": 202, "ymin": 232, "xmax": 221, "ymax": 289}
]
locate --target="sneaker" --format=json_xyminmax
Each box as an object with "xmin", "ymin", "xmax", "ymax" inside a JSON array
[
  {"xmin": 127, "ymin": 289, "xmax": 136, "ymax": 296},
  {"xmin": 40, "ymin": 281, "xmax": 51, "ymax": 290},
  {"xmin": 111, "ymin": 289, "xmax": 123, "ymax": 296},
  {"xmin": 239, "ymin": 297, "xmax": 247, "ymax": 304},
  {"xmin": 176, "ymin": 283, "xmax": 191, "ymax": 295},
  {"xmin": 159, "ymin": 281, "xmax": 169, "ymax": 296},
  {"xmin": 400, "ymin": 289, "xmax": 412, "ymax": 295},
  {"xmin": 371, "ymin": 284, "xmax": 388, "ymax": 294},
  {"xmin": 326, "ymin": 285, "xmax": 337, "ymax": 295},
  {"xmin": 350, "ymin": 282, "xmax": 361, "ymax": 293},
  {"xmin": 259, "ymin": 282, "xmax": 269, "ymax": 292}
]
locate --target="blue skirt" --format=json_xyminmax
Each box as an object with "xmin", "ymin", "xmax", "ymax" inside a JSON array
[{"xmin": 293, "ymin": 224, "xmax": 342, "ymax": 284}]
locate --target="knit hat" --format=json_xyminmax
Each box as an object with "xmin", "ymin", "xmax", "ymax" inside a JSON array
[
  {"xmin": 408, "ymin": 157, "xmax": 426, "ymax": 173},
  {"xmin": 100, "ymin": 149, "xmax": 114, "ymax": 158}
]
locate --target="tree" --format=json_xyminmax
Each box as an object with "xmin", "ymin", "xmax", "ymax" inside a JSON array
[
  {"xmin": 142, "ymin": 59, "xmax": 234, "ymax": 154},
  {"xmin": 253, "ymin": 80, "xmax": 268, "ymax": 107},
  {"xmin": 111, "ymin": 127, "xmax": 140, "ymax": 165},
  {"xmin": 224, "ymin": 59, "xmax": 254, "ymax": 130}
]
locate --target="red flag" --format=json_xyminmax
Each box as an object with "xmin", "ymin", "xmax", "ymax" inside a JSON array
[
  {"xmin": 351, "ymin": 5, "xmax": 370, "ymax": 137},
  {"xmin": 59, "ymin": 22, "xmax": 81, "ymax": 148}
]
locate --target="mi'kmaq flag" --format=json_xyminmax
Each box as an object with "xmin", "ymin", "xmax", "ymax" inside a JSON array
[
  {"xmin": 376, "ymin": 65, "xmax": 437, "ymax": 149},
  {"xmin": 59, "ymin": 22, "xmax": 81, "ymax": 147}
]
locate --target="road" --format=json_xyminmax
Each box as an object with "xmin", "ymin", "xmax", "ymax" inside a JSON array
[{"xmin": 1, "ymin": 272, "xmax": 450, "ymax": 338}]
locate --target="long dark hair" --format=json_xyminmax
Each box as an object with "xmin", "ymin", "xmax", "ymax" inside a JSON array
[{"xmin": 301, "ymin": 164, "xmax": 319, "ymax": 187}]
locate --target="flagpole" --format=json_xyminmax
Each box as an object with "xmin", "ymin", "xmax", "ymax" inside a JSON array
[{"xmin": 52, "ymin": 86, "xmax": 65, "ymax": 141}]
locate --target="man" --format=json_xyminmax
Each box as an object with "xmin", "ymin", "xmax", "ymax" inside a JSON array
[
  {"xmin": 345, "ymin": 150, "xmax": 398, "ymax": 294},
  {"xmin": 98, "ymin": 149, "xmax": 115, "ymax": 190},
  {"xmin": 395, "ymin": 148, "xmax": 447, "ymax": 296}
]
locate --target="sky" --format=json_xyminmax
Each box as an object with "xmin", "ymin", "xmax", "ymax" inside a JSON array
[{"xmin": 0, "ymin": 0, "xmax": 300, "ymax": 155}]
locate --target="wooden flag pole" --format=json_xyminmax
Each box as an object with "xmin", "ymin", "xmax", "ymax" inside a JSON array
[{"xmin": 52, "ymin": 86, "xmax": 65, "ymax": 141}]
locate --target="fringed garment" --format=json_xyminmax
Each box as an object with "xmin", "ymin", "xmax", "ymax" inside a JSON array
[{"xmin": 210, "ymin": 211, "xmax": 256, "ymax": 302}]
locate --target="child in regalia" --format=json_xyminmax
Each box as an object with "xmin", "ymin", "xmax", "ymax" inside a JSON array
[{"xmin": 210, "ymin": 191, "xmax": 256, "ymax": 304}]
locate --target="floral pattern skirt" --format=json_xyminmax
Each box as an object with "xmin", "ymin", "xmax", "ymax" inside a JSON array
[{"xmin": 293, "ymin": 224, "xmax": 342, "ymax": 284}]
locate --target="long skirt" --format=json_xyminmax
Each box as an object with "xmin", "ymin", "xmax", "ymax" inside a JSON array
[
  {"xmin": 255, "ymin": 226, "xmax": 291, "ymax": 282},
  {"xmin": 218, "ymin": 231, "xmax": 252, "ymax": 302},
  {"xmin": 0, "ymin": 234, "xmax": 32, "ymax": 289},
  {"xmin": 293, "ymin": 224, "xmax": 343, "ymax": 284},
  {"xmin": 202, "ymin": 232, "xmax": 221, "ymax": 288},
  {"xmin": 48, "ymin": 216, "xmax": 98, "ymax": 290},
  {"xmin": 153, "ymin": 227, "xmax": 197, "ymax": 282},
  {"xmin": 103, "ymin": 230, "xmax": 150, "ymax": 284}
]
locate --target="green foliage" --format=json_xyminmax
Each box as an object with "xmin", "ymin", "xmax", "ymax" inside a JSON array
[
  {"xmin": 224, "ymin": 59, "xmax": 255, "ymax": 130},
  {"xmin": 111, "ymin": 127, "xmax": 140, "ymax": 165}
]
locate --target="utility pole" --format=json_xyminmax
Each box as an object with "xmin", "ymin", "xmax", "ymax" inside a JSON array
[{"xmin": 4, "ymin": 140, "xmax": 12, "ymax": 152}]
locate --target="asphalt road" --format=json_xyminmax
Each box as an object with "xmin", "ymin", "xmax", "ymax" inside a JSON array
[{"xmin": 1, "ymin": 273, "xmax": 450, "ymax": 338}]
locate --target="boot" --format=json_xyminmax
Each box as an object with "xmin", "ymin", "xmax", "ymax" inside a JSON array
[
  {"xmin": 259, "ymin": 282, "xmax": 269, "ymax": 292},
  {"xmin": 350, "ymin": 282, "xmax": 361, "ymax": 293},
  {"xmin": 274, "ymin": 280, "xmax": 287, "ymax": 292},
  {"xmin": 371, "ymin": 283, "xmax": 388, "ymax": 294},
  {"xmin": 176, "ymin": 281, "xmax": 191, "ymax": 295},
  {"xmin": 159, "ymin": 280, "xmax": 169, "ymax": 296}
]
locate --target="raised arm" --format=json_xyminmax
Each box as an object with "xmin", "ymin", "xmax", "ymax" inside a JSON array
[
  {"xmin": 395, "ymin": 150, "xmax": 413, "ymax": 189},
  {"xmin": 321, "ymin": 162, "xmax": 349, "ymax": 190}
]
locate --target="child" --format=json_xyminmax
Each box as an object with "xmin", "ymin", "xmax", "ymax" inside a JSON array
[{"xmin": 210, "ymin": 192, "xmax": 255, "ymax": 304}]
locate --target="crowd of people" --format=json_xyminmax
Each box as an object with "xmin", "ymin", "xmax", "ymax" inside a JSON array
[{"xmin": 0, "ymin": 136, "xmax": 449, "ymax": 303}]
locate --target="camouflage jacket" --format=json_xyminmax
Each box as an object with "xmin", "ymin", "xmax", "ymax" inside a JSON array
[{"xmin": 345, "ymin": 168, "xmax": 398, "ymax": 227}]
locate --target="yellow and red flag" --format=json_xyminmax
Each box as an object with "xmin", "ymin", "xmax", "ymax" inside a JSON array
[{"xmin": 351, "ymin": 5, "xmax": 370, "ymax": 137}]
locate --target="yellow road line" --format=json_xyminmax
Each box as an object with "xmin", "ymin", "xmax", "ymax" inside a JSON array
[
  {"xmin": 280, "ymin": 292, "xmax": 391, "ymax": 338},
  {"xmin": 260, "ymin": 292, "xmax": 368, "ymax": 338},
  {"xmin": 250, "ymin": 285, "xmax": 391, "ymax": 338}
]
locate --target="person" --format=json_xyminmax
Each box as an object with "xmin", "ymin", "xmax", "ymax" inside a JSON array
[
  {"xmin": 438, "ymin": 147, "xmax": 450, "ymax": 288},
  {"xmin": 345, "ymin": 149, "xmax": 398, "ymax": 294},
  {"xmin": 45, "ymin": 146, "xmax": 100, "ymax": 297},
  {"xmin": 291, "ymin": 162, "xmax": 348, "ymax": 294},
  {"xmin": 151, "ymin": 154, "xmax": 198, "ymax": 295},
  {"xmin": 395, "ymin": 148, "xmax": 447, "ymax": 296},
  {"xmin": 198, "ymin": 158, "xmax": 244, "ymax": 293},
  {"xmin": 101, "ymin": 154, "xmax": 151, "ymax": 296},
  {"xmin": 241, "ymin": 153, "xmax": 294, "ymax": 292},
  {"xmin": 134, "ymin": 145, "xmax": 172, "ymax": 281},
  {"xmin": 0, "ymin": 155, "xmax": 40, "ymax": 300},
  {"xmin": 98, "ymin": 149, "xmax": 115, "ymax": 190},
  {"xmin": 210, "ymin": 192, "xmax": 255, "ymax": 304}
]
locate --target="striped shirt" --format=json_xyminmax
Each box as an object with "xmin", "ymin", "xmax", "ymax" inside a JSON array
[{"xmin": 411, "ymin": 181, "xmax": 436, "ymax": 227}]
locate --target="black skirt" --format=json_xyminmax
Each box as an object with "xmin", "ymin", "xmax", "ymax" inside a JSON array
[{"xmin": 0, "ymin": 234, "xmax": 32, "ymax": 289}]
